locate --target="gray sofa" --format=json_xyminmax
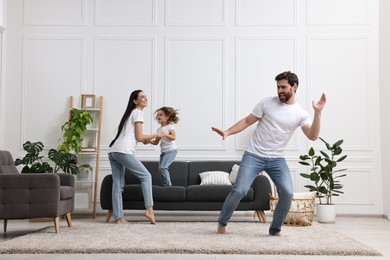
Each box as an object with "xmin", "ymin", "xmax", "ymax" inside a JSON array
[
  {"xmin": 100, "ymin": 161, "xmax": 272, "ymax": 222},
  {"xmin": 0, "ymin": 150, "xmax": 75, "ymax": 233}
]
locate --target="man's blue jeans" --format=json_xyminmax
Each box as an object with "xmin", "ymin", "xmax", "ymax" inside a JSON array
[
  {"xmin": 108, "ymin": 152, "xmax": 154, "ymax": 221},
  {"xmin": 218, "ymin": 151, "xmax": 293, "ymax": 235},
  {"xmin": 159, "ymin": 149, "xmax": 177, "ymax": 187}
]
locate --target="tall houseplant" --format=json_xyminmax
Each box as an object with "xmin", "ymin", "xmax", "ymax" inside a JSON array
[{"xmin": 299, "ymin": 137, "xmax": 347, "ymax": 222}]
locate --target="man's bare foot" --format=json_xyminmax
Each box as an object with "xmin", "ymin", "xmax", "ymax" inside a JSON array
[
  {"xmin": 145, "ymin": 208, "xmax": 156, "ymax": 224},
  {"xmin": 115, "ymin": 218, "xmax": 128, "ymax": 224},
  {"xmin": 217, "ymin": 224, "xmax": 226, "ymax": 234}
]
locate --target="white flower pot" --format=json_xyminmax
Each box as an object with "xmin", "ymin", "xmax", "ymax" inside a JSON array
[
  {"xmin": 316, "ymin": 204, "xmax": 336, "ymax": 223},
  {"xmin": 77, "ymin": 169, "xmax": 90, "ymax": 181}
]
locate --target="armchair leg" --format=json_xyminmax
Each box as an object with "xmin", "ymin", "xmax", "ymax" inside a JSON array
[
  {"xmin": 65, "ymin": 212, "xmax": 72, "ymax": 228},
  {"xmin": 3, "ymin": 219, "xmax": 7, "ymax": 232},
  {"xmin": 54, "ymin": 217, "xmax": 60, "ymax": 233},
  {"xmin": 105, "ymin": 210, "xmax": 113, "ymax": 223}
]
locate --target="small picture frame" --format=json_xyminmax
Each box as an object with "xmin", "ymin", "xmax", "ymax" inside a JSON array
[{"xmin": 81, "ymin": 94, "xmax": 95, "ymax": 109}]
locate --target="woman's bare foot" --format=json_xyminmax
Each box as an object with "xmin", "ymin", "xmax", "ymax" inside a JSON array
[
  {"xmin": 145, "ymin": 207, "xmax": 156, "ymax": 224},
  {"xmin": 115, "ymin": 218, "xmax": 128, "ymax": 224},
  {"xmin": 217, "ymin": 224, "xmax": 226, "ymax": 234}
]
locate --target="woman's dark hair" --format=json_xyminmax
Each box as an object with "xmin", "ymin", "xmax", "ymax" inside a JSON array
[
  {"xmin": 109, "ymin": 90, "xmax": 143, "ymax": 147},
  {"xmin": 275, "ymin": 71, "xmax": 299, "ymax": 87}
]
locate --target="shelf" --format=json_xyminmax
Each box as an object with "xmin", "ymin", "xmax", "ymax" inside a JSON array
[{"xmin": 69, "ymin": 95, "xmax": 103, "ymax": 219}]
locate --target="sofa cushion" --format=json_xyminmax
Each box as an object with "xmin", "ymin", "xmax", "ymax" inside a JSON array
[
  {"xmin": 153, "ymin": 186, "xmax": 186, "ymax": 202},
  {"xmin": 188, "ymin": 161, "xmax": 240, "ymax": 186},
  {"xmin": 187, "ymin": 185, "xmax": 254, "ymax": 202},
  {"xmin": 199, "ymin": 171, "xmax": 231, "ymax": 185}
]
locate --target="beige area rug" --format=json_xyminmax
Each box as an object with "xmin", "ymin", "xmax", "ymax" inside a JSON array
[{"xmin": 0, "ymin": 221, "xmax": 381, "ymax": 256}]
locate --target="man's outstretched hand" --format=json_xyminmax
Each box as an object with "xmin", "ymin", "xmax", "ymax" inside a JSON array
[
  {"xmin": 211, "ymin": 127, "xmax": 228, "ymax": 140},
  {"xmin": 312, "ymin": 93, "xmax": 326, "ymax": 113}
]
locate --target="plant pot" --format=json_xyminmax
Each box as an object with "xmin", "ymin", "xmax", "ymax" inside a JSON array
[
  {"xmin": 77, "ymin": 169, "xmax": 90, "ymax": 181},
  {"xmin": 316, "ymin": 204, "xmax": 336, "ymax": 223}
]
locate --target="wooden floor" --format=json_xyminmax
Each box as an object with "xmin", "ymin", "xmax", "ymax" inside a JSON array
[{"xmin": 1, "ymin": 212, "xmax": 390, "ymax": 260}]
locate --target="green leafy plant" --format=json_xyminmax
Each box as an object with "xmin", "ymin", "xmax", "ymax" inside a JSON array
[
  {"xmin": 48, "ymin": 148, "xmax": 78, "ymax": 173},
  {"xmin": 14, "ymin": 141, "xmax": 53, "ymax": 173},
  {"xmin": 58, "ymin": 108, "xmax": 93, "ymax": 153},
  {"xmin": 15, "ymin": 141, "xmax": 81, "ymax": 174},
  {"xmin": 299, "ymin": 137, "xmax": 348, "ymax": 205}
]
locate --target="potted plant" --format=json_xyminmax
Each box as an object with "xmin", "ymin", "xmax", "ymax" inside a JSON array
[
  {"xmin": 77, "ymin": 163, "xmax": 93, "ymax": 181},
  {"xmin": 299, "ymin": 137, "xmax": 347, "ymax": 223},
  {"xmin": 57, "ymin": 108, "xmax": 93, "ymax": 153},
  {"xmin": 14, "ymin": 141, "xmax": 53, "ymax": 173},
  {"xmin": 15, "ymin": 141, "xmax": 79, "ymax": 174}
]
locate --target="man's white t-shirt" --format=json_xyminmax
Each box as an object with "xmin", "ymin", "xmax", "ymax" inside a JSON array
[
  {"xmin": 157, "ymin": 124, "xmax": 177, "ymax": 153},
  {"xmin": 246, "ymin": 96, "xmax": 312, "ymax": 158},
  {"xmin": 109, "ymin": 109, "xmax": 143, "ymax": 155}
]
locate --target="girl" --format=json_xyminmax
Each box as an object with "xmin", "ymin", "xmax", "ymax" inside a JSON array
[
  {"xmin": 147, "ymin": 107, "xmax": 179, "ymax": 186},
  {"xmin": 108, "ymin": 90, "xmax": 163, "ymax": 224}
]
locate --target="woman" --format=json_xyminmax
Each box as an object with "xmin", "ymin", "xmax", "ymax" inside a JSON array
[{"xmin": 108, "ymin": 90, "xmax": 163, "ymax": 224}]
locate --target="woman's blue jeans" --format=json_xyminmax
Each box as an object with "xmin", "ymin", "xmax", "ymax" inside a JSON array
[
  {"xmin": 108, "ymin": 152, "xmax": 154, "ymax": 220},
  {"xmin": 159, "ymin": 149, "xmax": 177, "ymax": 187},
  {"xmin": 218, "ymin": 151, "xmax": 293, "ymax": 235}
]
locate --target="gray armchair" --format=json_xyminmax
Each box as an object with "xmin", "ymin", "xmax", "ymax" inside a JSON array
[{"xmin": 0, "ymin": 150, "xmax": 75, "ymax": 233}]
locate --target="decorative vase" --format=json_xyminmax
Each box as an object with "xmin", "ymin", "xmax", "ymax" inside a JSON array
[{"xmin": 316, "ymin": 204, "xmax": 336, "ymax": 223}]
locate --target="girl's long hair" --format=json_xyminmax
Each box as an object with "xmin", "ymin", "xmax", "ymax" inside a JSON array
[{"xmin": 109, "ymin": 90, "xmax": 143, "ymax": 147}]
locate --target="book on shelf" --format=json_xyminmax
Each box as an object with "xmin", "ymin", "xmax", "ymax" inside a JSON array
[{"xmin": 81, "ymin": 147, "xmax": 96, "ymax": 152}]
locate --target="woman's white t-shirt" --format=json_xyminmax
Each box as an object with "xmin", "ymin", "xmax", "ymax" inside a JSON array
[
  {"xmin": 157, "ymin": 124, "xmax": 177, "ymax": 153},
  {"xmin": 246, "ymin": 96, "xmax": 311, "ymax": 158},
  {"xmin": 109, "ymin": 109, "xmax": 143, "ymax": 155}
]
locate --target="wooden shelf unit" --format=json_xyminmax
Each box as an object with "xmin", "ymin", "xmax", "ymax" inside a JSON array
[{"xmin": 69, "ymin": 95, "xmax": 103, "ymax": 218}]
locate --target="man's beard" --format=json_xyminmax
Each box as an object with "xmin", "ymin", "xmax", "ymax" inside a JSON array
[{"xmin": 278, "ymin": 92, "xmax": 292, "ymax": 103}]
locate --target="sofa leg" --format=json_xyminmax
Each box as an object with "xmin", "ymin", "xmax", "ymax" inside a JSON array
[
  {"xmin": 3, "ymin": 219, "xmax": 7, "ymax": 232},
  {"xmin": 54, "ymin": 217, "xmax": 60, "ymax": 233},
  {"xmin": 65, "ymin": 212, "xmax": 72, "ymax": 228},
  {"xmin": 254, "ymin": 210, "xmax": 267, "ymax": 223},
  {"xmin": 105, "ymin": 210, "xmax": 113, "ymax": 223}
]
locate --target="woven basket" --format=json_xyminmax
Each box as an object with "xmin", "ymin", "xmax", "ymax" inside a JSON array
[{"xmin": 270, "ymin": 191, "xmax": 316, "ymax": 226}]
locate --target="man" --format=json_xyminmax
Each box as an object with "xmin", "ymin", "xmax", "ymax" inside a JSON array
[{"xmin": 212, "ymin": 71, "xmax": 326, "ymax": 236}]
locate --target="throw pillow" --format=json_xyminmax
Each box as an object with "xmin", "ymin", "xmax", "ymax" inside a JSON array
[
  {"xmin": 229, "ymin": 164, "xmax": 240, "ymax": 184},
  {"xmin": 199, "ymin": 171, "xmax": 231, "ymax": 185}
]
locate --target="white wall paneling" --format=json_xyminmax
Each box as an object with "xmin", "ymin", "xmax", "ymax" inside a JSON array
[
  {"xmin": 3, "ymin": 0, "xmax": 385, "ymax": 215},
  {"xmin": 94, "ymin": 37, "xmax": 156, "ymax": 151},
  {"xmin": 307, "ymin": 0, "xmax": 368, "ymax": 25},
  {"xmin": 307, "ymin": 36, "xmax": 371, "ymax": 151},
  {"xmin": 235, "ymin": 37, "xmax": 298, "ymax": 150},
  {"xmin": 237, "ymin": 0, "xmax": 297, "ymax": 26},
  {"xmin": 24, "ymin": 0, "xmax": 86, "ymax": 25},
  {"xmin": 22, "ymin": 36, "xmax": 85, "ymax": 147},
  {"xmin": 165, "ymin": 37, "xmax": 226, "ymax": 150},
  {"xmin": 166, "ymin": 0, "xmax": 226, "ymax": 26},
  {"xmin": 95, "ymin": 0, "xmax": 156, "ymax": 26}
]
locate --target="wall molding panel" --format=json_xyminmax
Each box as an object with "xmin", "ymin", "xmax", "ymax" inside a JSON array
[
  {"xmin": 235, "ymin": 37, "xmax": 298, "ymax": 150},
  {"xmin": 165, "ymin": 0, "xmax": 226, "ymax": 26},
  {"xmin": 94, "ymin": 37, "xmax": 156, "ymax": 151},
  {"xmin": 165, "ymin": 37, "xmax": 226, "ymax": 151},
  {"xmin": 236, "ymin": 0, "xmax": 297, "ymax": 26},
  {"xmin": 95, "ymin": 0, "xmax": 156, "ymax": 26},
  {"xmin": 21, "ymin": 36, "xmax": 85, "ymax": 147},
  {"xmin": 307, "ymin": 0, "xmax": 369, "ymax": 25},
  {"xmin": 24, "ymin": 0, "xmax": 86, "ymax": 26},
  {"xmin": 307, "ymin": 36, "xmax": 372, "ymax": 152}
]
